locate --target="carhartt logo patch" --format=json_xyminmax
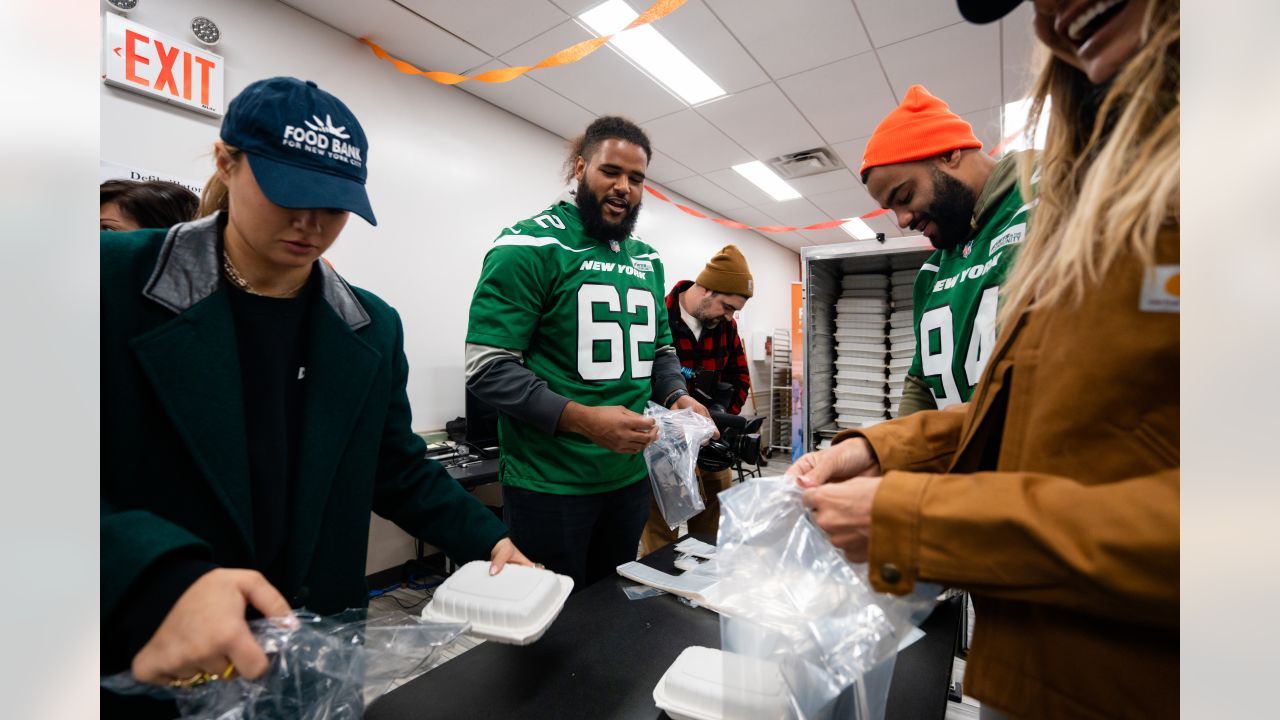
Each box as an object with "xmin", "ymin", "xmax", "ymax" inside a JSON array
[{"xmin": 1140, "ymin": 265, "xmax": 1179, "ymax": 313}]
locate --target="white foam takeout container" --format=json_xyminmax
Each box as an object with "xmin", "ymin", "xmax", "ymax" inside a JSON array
[
  {"xmin": 652, "ymin": 646, "xmax": 789, "ymax": 720},
  {"xmin": 421, "ymin": 561, "xmax": 573, "ymax": 645}
]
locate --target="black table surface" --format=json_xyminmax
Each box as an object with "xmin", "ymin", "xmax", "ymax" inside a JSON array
[
  {"xmin": 366, "ymin": 535, "xmax": 958, "ymax": 719},
  {"xmin": 443, "ymin": 456, "xmax": 500, "ymax": 490}
]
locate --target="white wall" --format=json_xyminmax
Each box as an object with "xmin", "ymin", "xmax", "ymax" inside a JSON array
[{"xmin": 101, "ymin": 0, "xmax": 799, "ymax": 574}]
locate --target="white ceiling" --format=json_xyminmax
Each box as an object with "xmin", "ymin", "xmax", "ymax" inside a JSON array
[{"xmin": 282, "ymin": 0, "xmax": 1040, "ymax": 252}]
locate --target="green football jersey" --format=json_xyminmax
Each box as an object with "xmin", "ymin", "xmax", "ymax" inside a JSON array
[
  {"xmin": 908, "ymin": 187, "xmax": 1033, "ymax": 407},
  {"xmin": 467, "ymin": 200, "xmax": 673, "ymax": 495}
]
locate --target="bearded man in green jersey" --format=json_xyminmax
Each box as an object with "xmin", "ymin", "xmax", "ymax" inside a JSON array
[
  {"xmin": 465, "ymin": 116, "xmax": 711, "ymax": 590},
  {"xmin": 862, "ymin": 85, "xmax": 1033, "ymax": 414}
]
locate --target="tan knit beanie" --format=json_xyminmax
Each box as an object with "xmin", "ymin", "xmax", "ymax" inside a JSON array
[{"xmin": 696, "ymin": 244, "xmax": 753, "ymax": 298}]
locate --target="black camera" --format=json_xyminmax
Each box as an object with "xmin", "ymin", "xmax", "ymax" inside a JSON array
[{"xmin": 695, "ymin": 381, "xmax": 764, "ymax": 473}]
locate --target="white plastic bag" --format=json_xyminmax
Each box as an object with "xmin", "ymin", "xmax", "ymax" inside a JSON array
[
  {"xmin": 643, "ymin": 401, "xmax": 717, "ymax": 528},
  {"xmin": 714, "ymin": 477, "xmax": 936, "ymax": 720}
]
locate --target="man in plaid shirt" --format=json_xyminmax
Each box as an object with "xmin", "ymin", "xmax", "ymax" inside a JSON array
[{"xmin": 640, "ymin": 245, "xmax": 753, "ymax": 554}]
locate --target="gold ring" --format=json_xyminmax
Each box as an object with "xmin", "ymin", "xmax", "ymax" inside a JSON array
[
  {"xmin": 169, "ymin": 671, "xmax": 214, "ymax": 689},
  {"xmin": 222, "ymin": 663, "xmax": 235, "ymax": 679}
]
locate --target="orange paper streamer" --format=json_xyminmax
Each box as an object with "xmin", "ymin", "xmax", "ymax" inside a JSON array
[
  {"xmin": 360, "ymin": 0, "xmax": 688, "ymax": 86},
  {"xmin": 640, "ymin": 128, "xmax": 1024, "ymax": 235},
  {"xmin": 645, "ymin": 185, "xmax": 891, "ymax": 234}
]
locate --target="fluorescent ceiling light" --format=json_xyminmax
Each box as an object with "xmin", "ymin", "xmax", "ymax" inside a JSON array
[
  {"xmin": 840, "ymin": 217, "xmax": 876, "ymax": 240},
  {"xmin": 1001, "ymin": 96, "xmax": 1051, "ymax": 152},
  {"xmin": 579, "ymin": 0, "xmax": 725, "ymax": 105},
  {"xmin": 732, "ymin": 161, "xmax": 801, "ymax": 202}
]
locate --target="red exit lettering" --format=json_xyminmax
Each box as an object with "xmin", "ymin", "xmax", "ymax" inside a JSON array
[{"xmin": 122, "ymin": 30, "xmax": 217, "ymax": 107}]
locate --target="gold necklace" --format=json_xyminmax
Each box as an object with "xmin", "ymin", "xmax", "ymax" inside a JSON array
[{"xmin": 222, "ymin": 251, "xmax": 308, "ymax": 298}]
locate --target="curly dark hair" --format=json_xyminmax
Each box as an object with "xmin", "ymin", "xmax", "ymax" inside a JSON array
[{"xmin": 562, "ymin": 116, "xmax": 652, "ymax": 183}]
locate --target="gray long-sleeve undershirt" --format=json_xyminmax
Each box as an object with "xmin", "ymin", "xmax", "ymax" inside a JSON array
[{"xmin": 464, "ymin": 342, "xmax": 688, "ymax": 435}]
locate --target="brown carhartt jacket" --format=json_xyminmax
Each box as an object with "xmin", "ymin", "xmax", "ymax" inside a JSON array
[{"xmin": 839, "ymin": 227, "xmax": 1179, "ymax": 719}]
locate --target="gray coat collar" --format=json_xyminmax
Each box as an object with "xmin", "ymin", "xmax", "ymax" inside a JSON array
[{"xmin": 142, "ymin": 211, "xmax": 371, "ymax": 330}]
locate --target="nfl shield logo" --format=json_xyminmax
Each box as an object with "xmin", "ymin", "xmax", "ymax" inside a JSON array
[{"xmin": 962, "ymin": 240, "xmax": 973, "ymax": 258}]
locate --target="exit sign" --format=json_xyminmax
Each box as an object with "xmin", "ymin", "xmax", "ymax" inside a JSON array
[{"xmin": 102, "ymin": 13, "xmax": 225, "ymax": 118}]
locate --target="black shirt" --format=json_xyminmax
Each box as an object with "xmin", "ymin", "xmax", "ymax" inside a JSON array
[{"xmin": 227, "ymin": 271, "xmax": 316, "ymax": 587}]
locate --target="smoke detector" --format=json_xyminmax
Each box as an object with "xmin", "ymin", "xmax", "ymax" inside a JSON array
[{"xmin": 766, "ymin": 147, "xmax": 845, "ymax": 180}]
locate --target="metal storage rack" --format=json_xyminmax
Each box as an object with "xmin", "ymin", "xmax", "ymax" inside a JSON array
[
  {"xmin": 801, "ymin": 236, "xmax": 935, "ymax": 452},
  {"xmin": 765, "ymin": 327, "xmax": 792, "ymax": 456}
]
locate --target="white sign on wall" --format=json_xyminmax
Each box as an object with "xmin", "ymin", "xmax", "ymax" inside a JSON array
[
  {"xmin": 100, "ymin": 160, "xmax": 204, "ymax": 197},
  {"xmin": 102, "ymin": 13, "xmax": 225, "ymax": 118}
]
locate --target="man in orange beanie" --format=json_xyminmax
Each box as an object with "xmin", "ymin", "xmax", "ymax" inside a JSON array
[
  {"xmin": 640, "ymin": 245, "xmax": 753, "ymax": 554},
  {"xmin": 861, "ymin": 85, "xmax": 1032, "ymax": 415}
]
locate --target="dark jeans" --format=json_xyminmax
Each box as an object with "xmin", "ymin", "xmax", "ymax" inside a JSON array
[{"xmin": 502, "ymin": 478, "xmax": 651, "ymax": 592}]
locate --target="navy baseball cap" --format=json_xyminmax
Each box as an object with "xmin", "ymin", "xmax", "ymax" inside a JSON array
[
  {"xmin": 956, "ymin": 0, "xmax": 1024, "ymax": 24},
  {"xmin": 220, "ymin": 77, "xmax": 376, "ymax": 225}
]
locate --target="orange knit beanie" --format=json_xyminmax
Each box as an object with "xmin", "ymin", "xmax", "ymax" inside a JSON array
[{"xmin": 860, "ymin": 85, "xmax": 982, "ymax": 176}]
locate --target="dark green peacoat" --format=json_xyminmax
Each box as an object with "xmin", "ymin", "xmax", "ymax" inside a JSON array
[{"xmin": 101, "ymin": 213, "xmax": 507, "ymax": 661}]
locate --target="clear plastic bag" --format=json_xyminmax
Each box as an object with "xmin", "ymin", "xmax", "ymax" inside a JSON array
[
  {"xmin": 643, "ymin": 400, "xmax": 717, "ymax": 528},
  {"xmin": 714, "ymin": 477, "xmax": 936, "ymax": 720},
  {"xmin": 100, "ymin": 609, "xmax": 467, "ymax": 719}
]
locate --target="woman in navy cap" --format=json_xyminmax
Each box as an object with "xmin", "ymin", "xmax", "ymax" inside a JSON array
[{"xmin": 101, "ymin": 77, "xmax": 532, "ymax": 715}]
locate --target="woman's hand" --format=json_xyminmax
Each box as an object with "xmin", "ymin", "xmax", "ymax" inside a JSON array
[
  {"xmin": 131, "ymin": 568, "xmax": 295, "ymax": 685},
  {"xmin": 801, "ymin": 475, "xmax": 882, "ymax": 562},
  {"xmin": 489, "ymin": 537, "xmax": 535, "ymax": 575},
  {"xmin": 786, "ymin": 437, "xmax": 881, "ymax": 488}
]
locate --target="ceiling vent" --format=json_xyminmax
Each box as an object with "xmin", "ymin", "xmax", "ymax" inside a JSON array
[{"xmin": 766, "ymin": 147, "xmax": 846, "ymax": 180}]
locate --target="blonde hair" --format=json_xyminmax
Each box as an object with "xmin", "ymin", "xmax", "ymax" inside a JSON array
[
  {"xmin": 195, "ymin": 143, "xmax": 244, "ymax": 218},
  {"xmin": 1000, "ymin": 1, "xmax": 1179, "ymax": 322}
]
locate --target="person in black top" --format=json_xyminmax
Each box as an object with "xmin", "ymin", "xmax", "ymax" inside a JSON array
[{"xmin": 101, "ymin": 77, "xmax": 533, "ymax": 718}]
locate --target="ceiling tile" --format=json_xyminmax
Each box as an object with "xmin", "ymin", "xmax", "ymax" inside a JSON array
[
  {"xmin": 726, "ymin": 206, "xmax": 808, "ymax": 247},
  {"xmin": 702, "ymin": 168, "xmax": 775, "ymax": 206},
  {"xmin": 866, "ymin": 212, "xmax": 909, "ymax": 238},
  {"xmin": 1001, "ymin": 2, "xmax": 1041, "ymax": 104},
  {"xmin": 697, "ymin": 84, "xmax": 824, "ymax": 160},
  {"xmin": 831, "ymin": 136, "xmax": 871, "ymax": 178},
  {"xmin": 877, "ymin": 21, "xmax": 1002, "ymax": 116},
  {"xmin": 853, "ymin": 0, "xmax": 964, "ymax": 48},
  {"xmin": 460, "ymin": 60, "xmax": 596, "ymax": 139},
  {"xmin": 645, "ymin": 151, "xmax": 696, "ymax": 184},
  {"xmin": 549, "ymin": 0, "xmax": 601, "ymax": 16},
  {"xmin": 961, "ymin": 105, "xmax": 1004, "ymax": 153},
  {"xmin": 808, "ymin": 186, "xmax": 879, "ymax": 221},
  {"xmin": 665, "ymin": 176, "xmax": 750, "ymax": 214},
  {"xmin": 501, "ymin": 21, "xmax": 686, "ymax": 121},
  {"xmin": 704, "ymin": 0, "xmax": 871, "ymax": 80},
  {"xmin": 281, "ymin": 0, "xmax": 491, "ymax": 74},
  {"xmin": 650, "ymin": 1, "xmax": 771, "ymax": 95},
  {"xmin": 778, "ymin": 52, "xmax": 896, "ymax": 145},
  {"xmin": 642, "ymin": 110, "xmax": 752, "ymax": 174},
  {"xmin": 400, "ymin": 0, "xmax": 567, "ymax": 57},
  {"xmin": 757, "ymin": 197, "xmax": 831, "ymax": 228},
  {"xmin": 789, "ymin": 169, "xmax": 860, "ymax": 197},
  {"xmin": 797, "ymin": 228, "xmax": 851, "ymax": 246}
]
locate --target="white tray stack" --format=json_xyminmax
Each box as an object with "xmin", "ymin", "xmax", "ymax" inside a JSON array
[
  {"xmin": 888, "ymin": 269, "xmax": 917, "ymax": 417},
  {"xmin": 833, "ymin": 273, "xmax": 889, "ymax": 429}
]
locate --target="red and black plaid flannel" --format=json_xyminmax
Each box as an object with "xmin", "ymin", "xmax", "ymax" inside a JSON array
[{"xmin": 666, "ymin": 280, "xmax": 751, "ymax": 414}]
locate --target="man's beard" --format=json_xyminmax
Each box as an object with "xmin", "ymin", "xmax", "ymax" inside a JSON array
[
  {"xmin": 695, "ymin": 295, "xmax": 723, "ymax": 328},
  {"xmin": 925, "ymin": 167, "xmax": 977, "ymax": 250},
  {"xmin": 576, "ymin": 184, "xmax": 641, "ymax": 243}
]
